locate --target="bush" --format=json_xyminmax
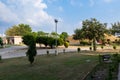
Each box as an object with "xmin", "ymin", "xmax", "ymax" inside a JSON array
[
  {"xmin": 77, "ymin": 48, "xmax": 81, "ymax": 53},
  {"xmin": 89, "ymin": 46, "xmax": 92, "ymax": 51},
  {"xmin": 0, "ymin": 37, "xmax": 3, "ymax": 47},
  {"xmin": 113, "ymin": 45, "xmax": 116, "ymax": 50},
  {"xmin": 64, "ymin": 42, "xmax": 69, "ymax": 48},
  {"xmin": 23, "ymin": 34, "xmax": 37, "ymax": 64},
  {"xmin": 46, "ymin": 50, "xmax": 49, "ymax": 55},
  {"xmin": 101, "ymin": 45, "xmax": 104, "ymax": 49}
]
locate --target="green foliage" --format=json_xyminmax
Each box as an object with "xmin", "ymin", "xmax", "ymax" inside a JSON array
[
  {"xmin": 22, "ymin": 34, "xmax": 36, "ymax": 46},
  {"xmin": 0, "ymin": 37, "xmax": 3, "ymax": 47},
  {"xmin": 113, "ymin": 45, "xmax": 116, "ymax": 50},
  {"xmin": 5, "ymin": 24, "xmax": 32, "ymax": 36},
  {"xmin": 57, "ymin": 38, "xmax": 64, "ymax": 46},
  {"xmin": 111, "ymin": 53, "xmax": 119, "ymax": 69},
  {"xmin": 101, "ymin": 45, "xmax": 104, "ymax": 49},
  {"xmin": 47, "ymin": 37, "xmax": 55, "ymax": 48},
  {"xmin": 64, "ymin": 41, "xmax": 69, "ymax": 48},
  {"xmin": 73, "ymin": 29, "xmax": 84, "ymax": 40},
  {"xmin": 36, "ymin": 36, "xmax": 63, "ymax": 48},
  {"xmin": 22, "ymin": 34, "xmax": 37, "ymax": 64},
  {"xmin": 60, "ymin": 32, "xmax": 68, "ymax": 41},
  {"xmin": 111, "ymin": 22, "xmax": 120, "ymax": 35},
  {"xmin": 74, "ymin": 18, "xmax": 107, "ymax": 51},
  {"xmin": 37, "ymin": 31, "xmax": 47, "ymax": 36}
]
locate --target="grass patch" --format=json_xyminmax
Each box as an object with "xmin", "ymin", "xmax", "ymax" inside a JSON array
[{"xmin": 0, "ymin": 53, "xmax": 98, "ymax": 80}]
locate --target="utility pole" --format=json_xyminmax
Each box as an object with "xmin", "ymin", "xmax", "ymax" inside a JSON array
[{"xmin": 54, "ymin": 19, "xmax": 58, "ymax": 55}]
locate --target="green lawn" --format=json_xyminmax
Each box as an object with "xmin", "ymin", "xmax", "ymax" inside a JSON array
[{"xmin": 0, "ymin": 53, "xmax": 98, "ymax": 80}]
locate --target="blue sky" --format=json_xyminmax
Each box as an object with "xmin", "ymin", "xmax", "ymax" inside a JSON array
[{"xmin": 0, "ymin": 0, "xmax": 120, "ymax": 36}]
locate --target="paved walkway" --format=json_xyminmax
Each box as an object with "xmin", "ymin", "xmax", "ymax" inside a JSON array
[{"xmin": 0, "ymin": 46, "xmax": 88, "ymax": 59}]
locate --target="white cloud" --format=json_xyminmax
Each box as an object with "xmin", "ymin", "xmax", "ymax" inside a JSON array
[
  {"xmin": 47, "ymin": 0, "xmax": 57, "ymax": 4},
  {"xmin": 0, "ymin": 1, "xmax": 19, "ymax": 23},
  {"xmin": 0, "ymin": 0, "xmax": 55, "ymax": 31}
]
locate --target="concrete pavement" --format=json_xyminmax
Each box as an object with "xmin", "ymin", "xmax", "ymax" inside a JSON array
[{"xmin": 0, "ymin": 46, "xmax": 84, "ymax": 59}]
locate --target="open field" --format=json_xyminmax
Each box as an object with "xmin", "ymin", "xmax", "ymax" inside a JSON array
[{"xmin": 0, "ymin": 53, "xmax": 98, "ymax": 80}]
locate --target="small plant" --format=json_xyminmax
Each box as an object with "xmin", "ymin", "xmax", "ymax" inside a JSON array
[
  {"xmin": 77, "ymin": 48, "xmax": 81, "ymax": 53},
  {"xmin": 113, "ymin": 45, "xmax": 116, "ymax": 50},
  {"xmin": 47, "ymin": 50, "xmax": 49, "ymax": 55},
  {"xmin": 89, "ymin": 46, "xmax": 92, "ymax": 51},
  {"xmin": 64, "ymin": 42, "xmax": 69, "ymax": 48},
  {"xmin": 101, "ymin": 45, "xmax": 104, "ymax": 49}
]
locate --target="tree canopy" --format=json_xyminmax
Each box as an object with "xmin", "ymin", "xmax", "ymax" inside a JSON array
[
  {"xmin": 60, "ymin": 32, "xmax": 69, "ymax": 41},
  {"xmin": 111, "ymin": 22, "xmax": 120, "ymax": 35},
  {"xmin": 74, "ymin": 18, "xmax": 107, "ymax": 51},
  {"xmin": 5, "ymin": 24, "xmax": 32, "ymax": 36}
]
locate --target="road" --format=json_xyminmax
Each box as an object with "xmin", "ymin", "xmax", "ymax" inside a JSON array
[{"xmin": 0, "ymin": 46, "xmax": 85, "ymax": 59}]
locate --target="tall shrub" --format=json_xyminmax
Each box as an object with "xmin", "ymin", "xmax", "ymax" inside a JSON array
[
  {"xmin": 64, "ymin": 41, "xmax": 69, "ymax": 48},
  {"xmin": 23, "ymin": 34, "xmax": 37, "ymax": 64}
]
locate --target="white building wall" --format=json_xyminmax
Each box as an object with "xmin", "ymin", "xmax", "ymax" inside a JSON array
[{"xmin": 14, "ymin": 36, "xmax": 22, "ymax": 45}]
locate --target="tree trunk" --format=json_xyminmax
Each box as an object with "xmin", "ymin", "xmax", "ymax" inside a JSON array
[{"xmin": 93, "ymin": 38, "xmax": 96, "ymax": 51}]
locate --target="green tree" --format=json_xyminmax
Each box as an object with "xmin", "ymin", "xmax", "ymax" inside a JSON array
[
  {"xmin": 37, "ymin": 31, "xmax": 47, "ymax": 36},
  {"xmin": 47, "ymin": 37, "xmax": 55, "ymax": 48},
  {"xmin": 111, "ymin": 22, "xmax": 120, "ymax": 35},
  {"xmin": 36, "ymin": 35, "xmax": 63, "ymax": 48},
  {"xmin": 60, "ymin": 32, "xmax": 68, "ymax": 41},
  {"xmin": 73, "ymin": 29, "xmax": 84, "ymax": 42},
  {"xmin": 57, "ymin": 38, "xmax": 64, "ymax": 46},
  {"xmin": 74, "ymin": 18, "xmax": 106, "ymax": 51},
  {"xmin": 22, "ymin": 34, "xmax": 37, "ymax": 64},
  {"xmin": 5, "ymin": 24, "xmax": 32, "ymax": 36}
]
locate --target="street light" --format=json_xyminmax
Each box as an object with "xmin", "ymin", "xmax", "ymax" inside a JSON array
[{"xmin": 54, "ymin": 19, "xmax": 58, "ymax": 55}]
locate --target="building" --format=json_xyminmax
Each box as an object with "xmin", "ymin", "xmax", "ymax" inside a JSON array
[{"xmin": 6, "ymin": 36, "xmax": 23, "ymax": 45}]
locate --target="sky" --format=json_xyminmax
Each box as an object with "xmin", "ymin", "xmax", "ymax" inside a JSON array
[{"xmin": 0, "ymin": 0, "xmax": 120, "ymax": 36}]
